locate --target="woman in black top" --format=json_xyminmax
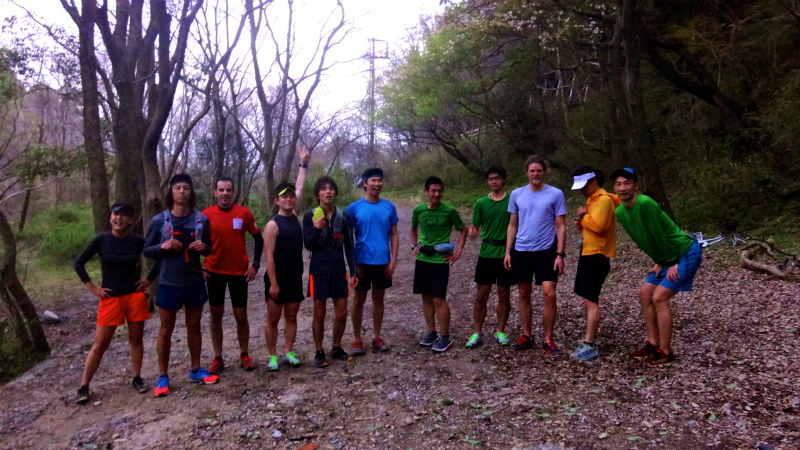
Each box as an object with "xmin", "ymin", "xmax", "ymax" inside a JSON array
[
  {"xmin": 73, "ymin": 203, "xmax": 156, "ymax": 404},
  {"xmin": 263, "ymin": 147, "xmax": 308, "ymax": 370}
]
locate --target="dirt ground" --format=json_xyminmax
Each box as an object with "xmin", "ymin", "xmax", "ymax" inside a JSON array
[{"xmin": 1, "ymin": 200, "xmax": 798, "ymax": 450}]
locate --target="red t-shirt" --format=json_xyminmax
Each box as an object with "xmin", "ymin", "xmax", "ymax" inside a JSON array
[{"xmin": 202, "ymin": 204, "xmax": 260, "ymax": 275}]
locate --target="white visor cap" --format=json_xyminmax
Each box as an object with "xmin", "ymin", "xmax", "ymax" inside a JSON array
[{"xmin": 571, "ymin": 172, "xmax": 596, "ymax": 190}]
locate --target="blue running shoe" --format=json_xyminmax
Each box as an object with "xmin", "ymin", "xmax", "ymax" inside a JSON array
[
  {"xmin": 154, "ymin": 375, "xmax": 170, "ymax": 397},
  {"xmin": 189, "ymin": 367, "xmax": 219, "ymax": 384},
  {"xmin": 570, "ymin": 342, "xmax": 599, "ymax": 361}
]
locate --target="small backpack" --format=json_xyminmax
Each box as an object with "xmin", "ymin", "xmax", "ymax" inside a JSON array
[{"xmin": 159, "ymin": 209, "xmax": 203, "ymax": 243}]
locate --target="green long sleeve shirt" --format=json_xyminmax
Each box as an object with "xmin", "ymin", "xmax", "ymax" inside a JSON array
[{"xmin": 615, "ymin": 195, "xmax": 693, "ymax": 266}]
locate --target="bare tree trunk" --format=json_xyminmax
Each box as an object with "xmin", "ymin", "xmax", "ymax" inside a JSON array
[
  {"xmin": 598, "ymin": 47, "xmax": 628, "ymax": 170},
  {"xmin": 17, "ymin": 188, "xmax": 32, "ymax": 234},
  {"xmin": 0, "ymin": 209, "xmax": 50, "ymax": 357},
  {"xmin": 60, "ymin": 0, "xmax": 111, "ymax": 232},
  {"xmin": 211, "ymin": 76, "xmax": 227, "ymax": 182},
  {"xmin": 620, "ymin": 0, "xmax": 674, "ymax": 218}
]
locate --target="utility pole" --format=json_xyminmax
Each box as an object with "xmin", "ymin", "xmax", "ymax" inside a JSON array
[{"xmin": 366, "ymin": 38, "xmax": 388, "ymax": 155}]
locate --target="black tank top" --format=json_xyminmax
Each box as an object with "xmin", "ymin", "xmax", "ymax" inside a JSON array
[{"xmin": 270, "ymin": 214, "xmax": 303, "ymax": 276}]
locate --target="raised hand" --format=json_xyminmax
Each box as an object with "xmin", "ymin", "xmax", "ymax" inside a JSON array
[{"xmin": 298, "ymin": 145, "xmax": 310, "ymax": 164}]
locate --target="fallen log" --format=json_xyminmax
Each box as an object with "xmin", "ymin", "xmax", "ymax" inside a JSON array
[{"xmin": 740, "ymin": 241, "xmax": 799, "ymax": 282}]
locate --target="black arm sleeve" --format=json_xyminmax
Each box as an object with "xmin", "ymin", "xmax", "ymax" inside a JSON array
[
  {"xmin": 343, "ymin": 213, "xmax": 357, "ymax": 276},
  {"xmin": 145, "ymin": 259, "xmax": 160, "ymax": 282},
  {"xmin": 251, "ymin": 231, "xmax": 264, "ymax": 268},
  {"xmin": 74, "ymin": 235, "xmax": 102, "ymax": 284},
  {"xmin": 199, "ymin": 217, "xmax": 213, "ymax": 256}
]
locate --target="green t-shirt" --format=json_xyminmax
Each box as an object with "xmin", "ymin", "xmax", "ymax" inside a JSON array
[
  {"xmin": 471, "ymin": 193, "xmax": 510, "ymax": 259},
  {"xmin": 615, "ymin": 194, "xmax": 693, "ymax": 266},
  {"xmin": 411, "ymin": 202, "xmax": 464, "ymax": 263}
]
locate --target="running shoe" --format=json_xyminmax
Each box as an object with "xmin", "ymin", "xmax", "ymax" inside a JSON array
[
  {"xmin": 643, "ymin": 348, "xmax": 676, "ymax": 365},
  {"xmin": 283, "ymin": 351, "xmax": 301, "ymax": 367},
  {"xmin": 132, "ymin": 376, "xmax": 148, "ymax": 393},
  {"xmin": 154, "ymin": 375, "xmax": 170, "ymax": 397},
  {"xmin": 314, "ymin": 351, "xmax": 329, "ymax": 368},
  {"xmin": 240, "ymin": 354, "xmax": 256, "ymax": 371},
  {"xmin": 331, "ymin": 346, "xmax": 350, "ymax": 361},
  {"xmin": 372, "ymin": 337, "xmax": 391, "ymax": 353},
  {"xmin": 350, "ymin": 341, "xmax": 366, "ymax": 356},
  {"xmin": 542, "ymin": 340, "xmax": 562, "ymax": 357},
  {"xmin": 512, "ymin": 335, "xmax": 534, "ymax": 351},
  {"xmin": 419, "ymin": 330, "xmax": 439, "ymax": 347},
  {"xmin": 572, "ymin": 339, "xmax": 601, "ymax": 349},
  {"xmin": 267, "ymin": 355, "xmax": 279, "ymax": 371},
  {"xmin": 208, "ymin": 358, "xmax": 224, "ymax": 375},
  {"xmin": 189, "ymin": 368, "xmax": 219, "ymax": 384},
  {"xmin": 76, "ymin": 385, "xmax": 90, "ymax": 405},
  {"xmin": 494, "ymin": 331, "xmax": 510, "ymax": 346},
  {"xmin": 570, "ymin": 343, "xmax": 599, "ymax": 362},
  {"xmin": 465, "ymin": 333, "xmax": 483, "ymax": 348},
  {"xmin": 631, "ymin": 341, "xmax": 658, "ymax": 360},
  {"xmin": 432, "ymin": 335, "xmax": 453, "ymax": 352}
]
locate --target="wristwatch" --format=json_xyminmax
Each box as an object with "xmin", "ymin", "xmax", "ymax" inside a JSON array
[
  {"xmin": 556, "ymin": 252, "xmax": 566, "ymax": 258},
  {"xmin": 298, "ymin": 163, "xmax": 308, "ymax": 168},
  {"xmin": 578, "ymin": 212, "xmax": 587, "ymax": 221}
]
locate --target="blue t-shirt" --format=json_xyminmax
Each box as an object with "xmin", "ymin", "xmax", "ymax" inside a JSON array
[
  {"xmin": 508, "ymin": 184, "xmax": 567, "ymax": 252},
  {"xmin": 346, "ymin": 198, "xmax": 398, "ymax": 265}
]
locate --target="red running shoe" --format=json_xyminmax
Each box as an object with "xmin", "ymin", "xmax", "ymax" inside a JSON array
[
  {"xmin": 240, "ymin": 354, "xmax": 256, "ymax": 371},
  {"xmin": 512, "ymin": 335, "xmax": 534, "ymax": 351},
  {"xmin": 643, "ymin": 348, "xmax": 677, "ymax": 365},
  {"xmin": 208, "ymin": 358, "xmax": 224, "ymax": 375},
  {"xmin": 631, "ymin": 341, "xmax": 658, "ymax": 360}
]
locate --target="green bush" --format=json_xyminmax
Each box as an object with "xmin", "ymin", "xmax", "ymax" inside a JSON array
[{"xmin": 21, "ymin": 205, "xmax": 95, "ymax": 264}]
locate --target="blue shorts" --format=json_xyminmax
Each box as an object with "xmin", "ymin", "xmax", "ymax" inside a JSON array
[
  {"xmin": 645, "ymin": 241, "xmax": 702, "ymax": 292},
  {"xmin": 156, "ymin": 280, "xmax": 208, "ymax": 311}
]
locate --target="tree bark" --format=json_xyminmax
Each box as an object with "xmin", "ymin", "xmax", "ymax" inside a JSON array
[
  {"xmin": 0, "ymin": 209, "xmax": 50, "ymax": 357},
  {"xmin": 60, "ymin": 0, "xmax": 111, "ymax": 232},
  {"xmin": 620, "ymin": 0, "xmax": 674, "ymax": 219},
  {"xmin": 17, "ymin": 188, "xmax": 32, "ymax": 234}
]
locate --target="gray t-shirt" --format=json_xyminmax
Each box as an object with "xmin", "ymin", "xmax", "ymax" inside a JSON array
[
  {"xmin": 508, "ymin": 184, "xmax": 567, "ymax": 252},
  {"xmin": 143, "ymin": 211, "xmax": 212, "ymax": 286}
]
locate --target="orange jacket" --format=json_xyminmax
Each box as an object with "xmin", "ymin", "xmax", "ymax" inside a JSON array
[{"xmin": 580, "ymin": 188, "xmax": 621, "ymax": 257}]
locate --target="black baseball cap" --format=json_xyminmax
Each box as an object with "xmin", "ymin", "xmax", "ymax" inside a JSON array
[
  {"xmin": 611, "ymin": 167, "xmax": 638, "ymax": 183},
  {"xmin": 169, "ymin": 173, "xmax": 193, "ymax": 188},
  {"xmin": 110, "ymin": 202, "xmax": 135, "ymax": 216}
]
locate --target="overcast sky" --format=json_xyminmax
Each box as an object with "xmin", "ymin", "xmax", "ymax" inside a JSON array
[{"xmin": 2, "ymin": 0, "xmax": 444, "ymax": 115}]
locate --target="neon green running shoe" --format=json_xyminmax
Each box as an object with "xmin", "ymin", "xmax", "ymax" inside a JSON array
[
  {"xmin": 494, "ymin": 331, "xmax": 510, "ymax": 346},
  {"xmin": 283, "ymin": 351, "xmax": 301, "ymax": 367},
  {"xmin": 465, "ymin": 333, "xmax": 483, "ymax": 348},
  {"xmin": 267, "ymin": 355, "xmax": 279, "ymax": 371}
]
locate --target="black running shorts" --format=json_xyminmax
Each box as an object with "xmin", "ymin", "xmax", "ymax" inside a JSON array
[
  {"xmin": 474, "ymin": 256, "xmax": 514, "ymax": 286},
  {"xmin": 206, "ymin": 272, "xmax": 248, "ymax": 308},
  {"xmin": 413, "ymin": 260, "xmax": 450, "ymax": 299},
  {"xmin": 511, "ymin": 242, "xmax": 559, "ymax": 285},
  {"xmin": 264, "ymin": 272, "xmax": 304, "ymax": 305},
  {"xmin": 308, "ymin": 272, "xmax": 349, "ymax": 300},
  {"xmin": 573, "ymin": 253, "xmax": 610, "ymax": 303},
  {"xmin": 354, "ymin": 264, "xmax": 393, "ymax": 291}
]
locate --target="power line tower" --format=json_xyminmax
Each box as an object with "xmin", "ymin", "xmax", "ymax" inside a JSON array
[{"xmin": 365, "ymin": 38, "xmax": 389, "ymax": 155}]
